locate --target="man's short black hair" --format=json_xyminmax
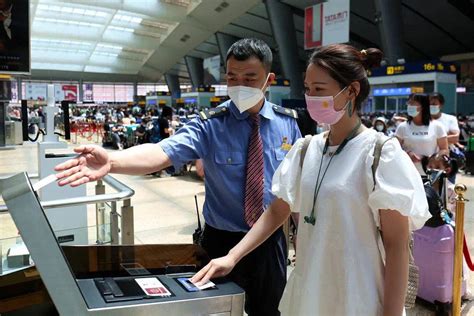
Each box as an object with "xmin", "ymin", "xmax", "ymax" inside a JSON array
[
  {"xmin": 226, "ymin": 38, "xmax": 273, "ymax": 72},
  {"xmin": 430, "ymin": 92, "xmax": 445, "ymax": 105}
]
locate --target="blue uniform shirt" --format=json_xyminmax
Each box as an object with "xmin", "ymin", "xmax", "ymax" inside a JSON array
[{"xmin": 160, "ymin": 99, "xmax": 301, "ymax": 232}]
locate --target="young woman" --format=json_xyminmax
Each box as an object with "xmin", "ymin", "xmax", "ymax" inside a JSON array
[
  {"xmin": 191, "ymin": 44, "xmax": 429, "ymax": 315},
  {"xmin": 395, "ymin": 93, "xmax": 448, "ymax": 175}
]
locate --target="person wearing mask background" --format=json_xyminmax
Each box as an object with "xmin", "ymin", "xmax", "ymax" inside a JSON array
[
  {"xmin": 54, "ymin": 38, "xmax": 301, "ymax": 316},
  {"xmin": 373, "ymin": 116, "xmax": 388, "ymax": 135},
  {"xmin": 395, "ymin": 93, "xmax": 448, "ymax": 175},
  {"xmin": 430, "ymin": 92, "xmax": 460, "ymax": 146},
  {"xmin": 191, "ymin": 44, "xmax": 429, "ymax": 316}
]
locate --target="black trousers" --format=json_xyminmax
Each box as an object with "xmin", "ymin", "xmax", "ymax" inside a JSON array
[{"xmin": 201, "ymin": 224, "xmax": 287, "ymax": 316}]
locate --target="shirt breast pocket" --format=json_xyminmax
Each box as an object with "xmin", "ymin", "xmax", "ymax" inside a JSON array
[{"xmin": 214, "ymin": 151, "xmax": 245, "ymax": 165}]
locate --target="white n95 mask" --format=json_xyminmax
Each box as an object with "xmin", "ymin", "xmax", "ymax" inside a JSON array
[
  {"xmin": 228, "ymin": 74, "xmax": 270, "ymax": 113},
  {"xmin": 430, "ymin": 105, "xmax": 440, "ymax": 115}
]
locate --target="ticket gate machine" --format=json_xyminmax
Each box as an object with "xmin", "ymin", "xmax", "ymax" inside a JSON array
[{"xmin": 1, "ymin": 173, "xmax": 245, "ymax": 315}]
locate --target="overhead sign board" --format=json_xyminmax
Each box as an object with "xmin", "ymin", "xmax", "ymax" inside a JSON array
[
  {"xmin": 0, "ymin": 0, "xmax": 30, "ymax": 74},
  {"xmin": 305, "ymin": 0, "xmax": 350, "ymax": 49},
  {"xmin": 368, "ymin": 61, "xmax": 457, "ymax": 77}
]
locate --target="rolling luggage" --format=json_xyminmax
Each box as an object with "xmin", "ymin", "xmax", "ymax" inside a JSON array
[
  {"xmin": 413, "ymin": 224, "xmax": 467, "ymax": 308},
  {"xmin": 412, "ymin": 184, "xmax": 469, "ymax": 314}
]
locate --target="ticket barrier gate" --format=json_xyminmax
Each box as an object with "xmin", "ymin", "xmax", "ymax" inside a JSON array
[{"xmin": 1, "ymin": 173, "xmax": 245, "ymax": 315}]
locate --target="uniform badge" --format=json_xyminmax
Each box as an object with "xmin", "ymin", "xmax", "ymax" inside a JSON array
[{"xmin": 281, "ymin": 136, "xmax": 292, "ymax": 151}]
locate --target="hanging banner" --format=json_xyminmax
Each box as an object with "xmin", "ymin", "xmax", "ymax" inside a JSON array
[
  {"xmin": 26, "ymin": 83, "xmax": 78, "ymax": 101},
  {"xmin": 203, "ymin": 55, "xmax": 220, "ymax": 85},
  {"xmin": 0, "ymin": 0, "xmax": 30, "ymax": 74},
  {"xmin": 305, "ymin": 0, "xmax": 350, "ymax": 50},
  {"xmin": 61, "ymin": 85, "xmax": 77, "ymax": 101},
  {"xmin": 83, "ymin": 83, "xmax": 93, "ymax": 101},
  {"xmin": 25, "ymin": 83, "xmax": 47, "ymax": 101},
  {"xmin": 54, "ymin": 84, "xmax": 77, "ymax": 101}
]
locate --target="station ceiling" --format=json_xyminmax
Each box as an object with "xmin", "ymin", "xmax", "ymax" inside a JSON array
[{"xmin": 29, "ymin": 0, "xmax": 474, "ymax": 83}]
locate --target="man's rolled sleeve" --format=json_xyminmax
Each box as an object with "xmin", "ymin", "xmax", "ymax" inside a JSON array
[{"xmin": 159, "ymin": 119, "xmax": 208, "ymax": 169}]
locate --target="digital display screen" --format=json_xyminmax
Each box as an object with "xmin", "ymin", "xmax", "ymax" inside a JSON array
[{"xmin": 368, "ymin": 61, "xmax": 457, "ymax": 77}]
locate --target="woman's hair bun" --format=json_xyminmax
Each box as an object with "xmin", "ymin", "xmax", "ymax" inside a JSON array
[{"xmin": 360, "ymin": 48, "xmax": 383, "ymax": 70}]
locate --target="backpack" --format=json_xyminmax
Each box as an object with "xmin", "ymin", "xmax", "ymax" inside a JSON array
[{"xmin": 149, "ymin": 120, "xmax": 161, "ymax": 143}]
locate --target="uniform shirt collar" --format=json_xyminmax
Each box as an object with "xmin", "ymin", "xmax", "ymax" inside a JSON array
[{"xmin": 228, "ymin": 99, "xmax": 276, "ymax": 121}]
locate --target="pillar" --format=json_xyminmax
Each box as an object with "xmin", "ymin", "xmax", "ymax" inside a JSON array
[
  {"xmin": 133, "ymin": 82, "xmax": 138, "ymax": 103},
  {"xmin": 184, "ymin": 56, "xmax": 204, "ymax": 88},
  {"xmin": 374, "ymin": 0, "xmax": 405, "ymax": 64},
  {"xmin": 215, "ymin": 32, "xmax": 240, "ymax": 73},
  {"xmin": 265, "ymin": 0, "xmax": 305, "ymax": 99},
  {"xmin": 17, "ymin": 77, "xmax": 22, "ymax": 100},
  {"xmin": 165, "ymin": 73, "xmax": 181, "ymax": 99},
  {"xmin": 0, "ymin": 80, "xmax": 12, "ymax": 147},
  {"xmin": 78, "ymin": 79, "xmax": 83, "ymax": 103}
]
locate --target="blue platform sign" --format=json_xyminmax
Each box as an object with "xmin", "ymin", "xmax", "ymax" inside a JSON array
[{"xmin": 373, "ymin": 87, "xmax": 412, "ymax": 96}]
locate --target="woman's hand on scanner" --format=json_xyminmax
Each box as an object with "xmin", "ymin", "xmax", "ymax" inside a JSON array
[{"xmin": 190, "ymin": 254, "xmax": 237, "ymax": 286}]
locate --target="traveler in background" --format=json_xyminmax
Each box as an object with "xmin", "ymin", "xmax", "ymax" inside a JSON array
[
  {"xmin": 111, "ymin": 119, "xmax": 126, "ymax": 150},
  {"xmin": 158, "ymin": 105, "xmax": 173, "ymax": 141},
  {"xmin": 135, "ymin": 118, "xmax": 150, "ymax": 145},
  {"xmin": 191, "ymin": 44, "xmax": 429, "ymax": 316},
  {"xmin": 430, "ymin": 92, "xmax": 462, "ymax": 182},
  {"xmin": 373, "ymin": 116, "xmax": 388, "ymax": 135},
  {"xmin": 395, "ymin": 93, "xmax": 448, "ymax": 175},
  {"xmin": 430, "ymin": 92, "xmax": 460, "ymax": 145}
]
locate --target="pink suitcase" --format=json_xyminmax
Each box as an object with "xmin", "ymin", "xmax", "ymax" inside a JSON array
[{"xmin": 413, "ymin": 225, "xmax": 467, "ymax": 305}]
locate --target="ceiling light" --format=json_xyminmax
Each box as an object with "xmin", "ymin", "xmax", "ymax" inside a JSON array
[
  {"xmin": 135, "ymin": 30, "xmax": 161, "ymax": 38},
  {"xmin": 35, "ymin": 17, "xmax": 102, "ymax": 28},
  {"xmin": 141, "ymin": 20, "xmax": 172, "ymax": 29},
  {"xmin": 37, "ymin": 5, "xmax": 108, "ymax": 17},
  {"xmin": 93, "ymin": 52, "xmax": 119, "ymax": 57},
  {"xmin": 114, "ymin": 13, "xmax": 142, "ymax": 24},
  {"xmin": 161, "ymin": 0, "xmax": 192, "ymax": 8},
  {"xmin": 108, "ymin": 25, "xmax": 134, "ymax": 32},
  {"xmin": 73, "ymin": 8, "xmax": 85, "ymax": 15},
  {"xmin": 97, "ymin": 43, "xmax": 123, "ymax": 50}
]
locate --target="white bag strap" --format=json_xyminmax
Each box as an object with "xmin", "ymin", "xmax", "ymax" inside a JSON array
[
  {"xmin": 371, "ymin": 133, "xmax": 393, "ymax": 191},
  {"xmin": 371, "ymin": 133, "xmax": 415, "ymax": 265},
  {"xmin": 299, "ymin": 135, "xmax": 313, "ymax": 169},
  {"xmin": 371, "ymin": 133, "xmax": 392, "ymax": 264}
]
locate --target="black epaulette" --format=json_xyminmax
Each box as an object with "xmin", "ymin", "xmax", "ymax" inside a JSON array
[
  {"xmin": 272, "ymin": 105, "xmax": 298, "ymax": 119},
  {"xmin": 199, "ymin": 107, "xmax": 230, "ymax": 120}
]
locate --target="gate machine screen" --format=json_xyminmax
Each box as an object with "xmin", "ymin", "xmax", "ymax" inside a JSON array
[{"xmin": 1, "ymin": 172, "xmax": 244, "ymax": 315}]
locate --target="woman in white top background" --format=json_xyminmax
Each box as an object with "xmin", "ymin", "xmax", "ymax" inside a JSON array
[
  {"xmin": 429, "ymin": 92, "xmax": 460, "ymax": 146},
  {"xmin": 191, "ymin": 44, "xmax": 429, "ymax": 315},
  {"xmin": 395, "ymin": 93, "xmax": 448, "ymax": 175}
]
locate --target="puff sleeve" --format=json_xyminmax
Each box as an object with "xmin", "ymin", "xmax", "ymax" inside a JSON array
[{"xmin": 367, "ymin": 138, "xmax": 430, "ymax": 231}]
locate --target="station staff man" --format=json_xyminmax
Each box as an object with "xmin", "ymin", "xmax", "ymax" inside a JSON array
[{"xmin": 55, "ymin": 38, "xmax": 301, "ymax": 316}]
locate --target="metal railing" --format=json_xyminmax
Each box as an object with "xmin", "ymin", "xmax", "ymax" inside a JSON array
[{"xmin": 0, "ymin": 173, "xmax": 135, "ymax": 245}]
